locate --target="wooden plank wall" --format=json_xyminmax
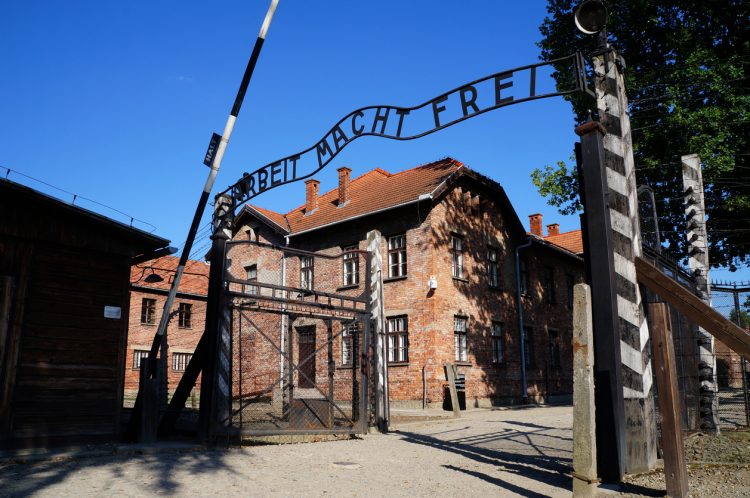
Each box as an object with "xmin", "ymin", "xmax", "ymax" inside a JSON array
[{"xmin": 7, "ymin": 244, "xmax": 130, "ymax": 445}]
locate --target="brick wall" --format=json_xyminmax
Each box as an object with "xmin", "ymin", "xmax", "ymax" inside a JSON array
[
  {"xmin": 131, "ymin": 179, "xmax": 585, "ymax": 413},
  {"xmin": 125, "ymin": 289, "xmax": 206, "ymax": 403},
  {"xmin": 230, "ymin": 176, "xmax": 585, "ymax": 408},
  {"xmin": 125, "ymin": 257, "xmax": 209, "ymax": 405}
]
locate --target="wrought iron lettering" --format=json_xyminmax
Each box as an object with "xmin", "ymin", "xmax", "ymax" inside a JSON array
[{"xmin": 223, "ymin": 53, "xmax": 590, "ymax": 209}]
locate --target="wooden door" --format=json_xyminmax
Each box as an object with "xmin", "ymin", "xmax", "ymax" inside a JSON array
[{"xmin": 297, "ymin": 326, "xmax": 316, "ymax": 388}]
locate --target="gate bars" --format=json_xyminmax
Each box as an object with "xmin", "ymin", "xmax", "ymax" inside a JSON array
[{"xmin": 213, "ymin": 239, "xmax": 372, "ymax": 437}]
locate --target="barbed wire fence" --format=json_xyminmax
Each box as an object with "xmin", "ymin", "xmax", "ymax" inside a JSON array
[
  {"xmin": 709, "ymin": 283, "xmax": 750, "ymax": 429},
  {"xmin": 638, "ymin": 185, "xmax": 750, "ymax": 436}
]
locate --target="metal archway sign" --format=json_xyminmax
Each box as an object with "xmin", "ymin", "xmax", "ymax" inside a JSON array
[{"xmin": 220, "ymin": 52, "xmax": 591, "ymax": 210}]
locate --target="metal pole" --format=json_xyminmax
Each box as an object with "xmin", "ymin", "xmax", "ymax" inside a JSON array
[
  {"xmin": 515, "ymin": 239, "xmax": 532, "ymax": 404},
  {"xmin": 130, "ymin": 0, "xmax": 280, "ymax": 439},
  {"xmin": 146, "ymin": 0, "xmax": 279, "ymax": 374}
]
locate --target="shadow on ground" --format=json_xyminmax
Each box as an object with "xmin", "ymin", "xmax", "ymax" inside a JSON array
[
  {"xmin": 0, "ymin": 448, "xmax": 236, "ymax": 496},
  {"xmin": 396, "ymin": 419, "xmax": 574, "ymax": 497}
]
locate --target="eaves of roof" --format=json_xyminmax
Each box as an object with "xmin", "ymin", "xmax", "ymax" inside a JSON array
[
  {"xmin": 239, "ymin": 205, "xmax": 290, "ymax": 234},
  {"xmin": 529, "ymin": 235, "xmax": 584, "ymax": 262}
]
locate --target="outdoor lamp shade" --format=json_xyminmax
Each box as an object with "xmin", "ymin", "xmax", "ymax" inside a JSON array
[
  {"xmin": 144, "ymin": 271, "xmax": 164, "ymax": 284},
  {"xmin": 574, "ymin": 0, "xmax": 608, "ymax": 35}
]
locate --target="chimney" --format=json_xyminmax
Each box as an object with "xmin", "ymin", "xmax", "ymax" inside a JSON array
[
  {"xmin": 529, "ymin": 213, "xmax": 543, "ymax": 236},
  {"xmin": 547, "ymin": 223, "xmax": 560, "ymax": 236},
  {"xmin": 337, "ymin": 166, "xmax": 351, "ymax": 206},
  {"xmin": 305, "ymin": 179, "xmax": 319, "ymax": 213}
]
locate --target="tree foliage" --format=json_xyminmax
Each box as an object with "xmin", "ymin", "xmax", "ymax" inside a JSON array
[{"xmin": 534, "ymin": 0, "xmax": 750, "ymax": 270}]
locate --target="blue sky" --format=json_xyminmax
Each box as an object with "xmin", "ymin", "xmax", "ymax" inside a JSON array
[{"xmin": 1, "ymin": 1, "xmax": 745, "ymax": 282}]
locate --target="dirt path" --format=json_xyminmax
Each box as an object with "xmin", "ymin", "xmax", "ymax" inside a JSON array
[{"xmin": 1, "ymin": 406, "xmax": 573, "ymax": 497}]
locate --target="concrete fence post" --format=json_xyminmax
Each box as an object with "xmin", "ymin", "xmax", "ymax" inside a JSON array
[
  {"xmin": 572, "ymin": 283, "xmax": 599, "ymax": 497},
  {"xmin": 367, "ymin": 229, "xmax": 388, "ymax": 431},
  {"xmin": 593, "ymin": 48, "xmax": 657, "ymax": 472},
  {"xmin": 682, "ymin": 153, "xmax": 719, "ymax": 432}
]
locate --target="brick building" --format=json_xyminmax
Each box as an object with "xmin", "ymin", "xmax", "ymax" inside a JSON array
[
  {"xmin": 125, "ymin": 256, "xmax": 209, "ymax": 404},
  {"xmin": 229, "ymin": 158, "xmax": 585, "ymax": 408}
]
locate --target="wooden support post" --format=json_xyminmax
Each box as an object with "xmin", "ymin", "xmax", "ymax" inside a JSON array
[
  {"xmin": 635, "ymin": 257, "xmax": 750, "ymax": 358},
  {"xmin": 572, "ymin": 284, "xmax": 599, "ymax": 496},
  {"xmin": 158, "ymin": 333, "xmax": 206, "ymax": 435},
  {"xmin": 444, "ymin": 362, "xmax": 461, "ymax": 418},
  {"xmin": 648, "ymin": 303, "xmax": 689, "ymax": 498},
  {"xmin": 138, "ymin": 367, "xmax": 159, "ymax": 443}
]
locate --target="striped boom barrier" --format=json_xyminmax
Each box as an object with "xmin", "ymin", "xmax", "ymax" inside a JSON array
[{"xmin": 593, "ymin": 49, "xmax": 657, "ymax": 472}]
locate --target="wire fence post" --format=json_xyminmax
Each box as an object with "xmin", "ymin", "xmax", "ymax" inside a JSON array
[
  {"xmin": 593, "ymin": 47, "xmax": 657, "ymax": 473},
  {"xmin": 682, "ymin": 154, "xmax": 719, "ymax": 432},
  {"xmin": 732, "ymin": 286, "xmax": 750, "ymax": 427}
]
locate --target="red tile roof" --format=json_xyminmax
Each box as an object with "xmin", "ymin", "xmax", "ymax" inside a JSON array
[
  {"xmin": 250, "ymin": 204, "xmax": 290, "ymax": 232},
  {"xmin": 244, "ymin": 158, "xmax": 464, "ymax": 235},
  {"xmin": 543, "ymin": 229, "xmax": 584, "ymax": 255},
  {"xmin": 131, "ymin": 255, "xmax": 209, "ymax": 296}
]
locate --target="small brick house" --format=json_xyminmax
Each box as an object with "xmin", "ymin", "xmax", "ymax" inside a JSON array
[
  {"xmin": 125, "ymin": 256, "xmax": 209, "ymax": 404},
  {"xmin": 230, "ymin": 158, "xmax": 585, "ymax": 408}
]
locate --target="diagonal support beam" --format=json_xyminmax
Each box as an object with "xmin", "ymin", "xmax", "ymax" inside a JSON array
[{"xmin": 635, "ymin": 257, "xmax": 750, "ymax": 358}]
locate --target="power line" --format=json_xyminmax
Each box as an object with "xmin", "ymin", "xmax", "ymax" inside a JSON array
[{"xmin": 1, "ymin": 164, "xmax": 158, "ymax": 233}]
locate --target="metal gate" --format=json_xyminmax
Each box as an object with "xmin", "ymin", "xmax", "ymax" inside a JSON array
[{"xmin": 221, "ymin": 240, "xmax": 372, "ymax": 436}]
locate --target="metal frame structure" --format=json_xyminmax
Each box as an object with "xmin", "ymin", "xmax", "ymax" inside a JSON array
[
  {"xmin": 217, "ymin": 53, "xmax": 591, "ymax": 218},
  {"xmin": 216, "ymin": 240, "xmax": 372, "ymax": 437},
  {"xmin": 158, "ymin": 52, "xmax": 601, "ymax": 443}
]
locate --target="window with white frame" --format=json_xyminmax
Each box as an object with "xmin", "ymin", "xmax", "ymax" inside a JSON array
[
  {"xmin": 245, "ymin": 264, "xmax": 258, "ymax": 295},
  {"xmin": 342, "ymin": 245, "xmax": 359, "ymax": 286},
  {"xmin": 178, "ymin": 302, "xmax": 192, "ymax": 328},
  {"xmin": 491, "ymin": 322, "xmax": 504, "ymax": 364},
  {"xmin": 172, "ymin": 352, "xmax": 192, "ymax": 372},
  {"xmin": 388, "ymin": 234, "xmax": 407, "ymax": 277},
  {"xmin": 341, "ymin": 322, "xmax": 359, "ymax": 365},
  {"xmin": 300, "ymin": 256, "xmax": 314, "ymax": 290},
  {"xmin": 488, "ymin": 247, "xmax": 500, "ymax": 288},
  {"xmin": 451, "ymin": 235, "xmax": 464, "ymax": 278},
  {"xmin": 454, "ymin": 316, "xmax": 468, "ymax": 362},
  {"xmin": 133, "ymin": 349, "xmax": 149, "ymax": 369},
  {"xmin": 387, "ymin": 316, "xmax": 408, "ymax": 363}
]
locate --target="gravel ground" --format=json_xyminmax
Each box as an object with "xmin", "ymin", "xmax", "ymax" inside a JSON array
[
  {"xmin": 617, "ymin": 429, "xmax": 750, "ymax": 497},
  {"xmin": 0, "ymin": 406, "xmax": 572, "ymax": 497},
  {"xmin": 2, "ymin": 406, "xmax": 748, "ymax": 497}
]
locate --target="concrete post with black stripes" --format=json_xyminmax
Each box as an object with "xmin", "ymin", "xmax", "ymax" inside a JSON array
[
  {"xmin": 593, "ymin": 48, "xmax": 657, "ymax": 472},
  {"xmin": 367, "ymin": 229, "xmax": 388, "ymax": 432},
  {"xmin": 682, "ymin": 153, "xmax": 719, "ymax": 432},
  {"xmin": 199, "ymin": 194, "xmax": 234, "ymax": 441}
]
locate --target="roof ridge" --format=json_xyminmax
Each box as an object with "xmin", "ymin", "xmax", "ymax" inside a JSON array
[
  {"xmin": 388, "ymin": 156, "xmax": 464, "ymax": 178},
  {"xmin": 284, "ymin": 167, "xmax": 392, "ymax": 215},
  {"xmin": 248, "ymin": 203, "xmax": 291, "ymax": 232},
  {"xmin": 544, "ymin": 228, "xmax": 582, "ymax": 238}
]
